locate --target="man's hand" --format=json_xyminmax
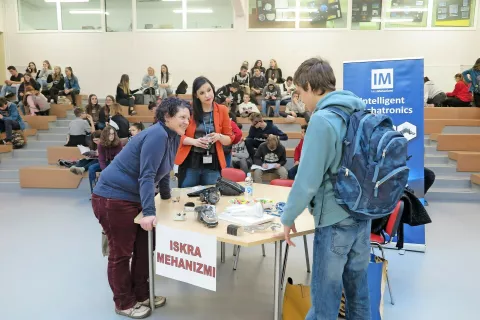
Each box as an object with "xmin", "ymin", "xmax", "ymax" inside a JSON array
[
  {"xmin": 272, "ymin": 96, "xmax": 277, "ymax": 100},
  {"xmin": 262, "ymin": 163, "xmax": 268, "ymax": 169},
  {"xmin": 0, "ymin": 114, "xmax": 3, "ymax": 119},
  {"xmin": 284, "ymin": 223, "xmax": 297, "ymax": 247},
  {"xmin": 225, "ymin": 97, "xmax": 232, "ymax": 104},
  {"xmin": 5, "ymin": 80, "xmax": 11, "ymax": 85},
  {"xmin": 274, "ymin": 163, "xmax": 281, "ymax": 169},
  {"xmin": 64, "ymin": 89, "xmax": 70, "ymax": 94},
  {"xmin": 291, "ymin": 111, "xmax": 297, "ymax": 117},
  {"xmin": 140, "ymin": 215, "xmax": 157, "ymax": 231},
  {"xmin": 294, "ymin": 161, "xmax": 299, "ymax": 166}
]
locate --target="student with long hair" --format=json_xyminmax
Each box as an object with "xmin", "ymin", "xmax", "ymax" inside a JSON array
[
  {"xmin": 462, "ymin": 58, "xmax": 480, "ymax": 107},
  {"xmin": 265, "ymin": 59, "xmax": 283, "ymax": 84},
  {"xmin": 46, "ymin": 66, "xmax": 64, "ymax": 104},
  {"xmin": 23, "ymin": 85, "xmax": 50, "ymax": 116},
  {"xmin": 159, "ymin": 64, "xmax": 173, "ymax": 99},
  {"xmin": 61, "ymin": 67, "xmax": 80, "ymax": 106},
  {"xmin": 141, "ymin": 67, "xmax": 158, "ymax": 96},
  {"xmin": 86, "ymin": 94, "xmax": 101, "ymax": 125},
  {"xmin": 175, "ymin": 76, "xmax": 235, "ymax": 187},
  {"xmin": 117, "ymin": 74, "xmax": 139, "ymax": 115},
  {"xmin": 443, "ymin": 73, "xmax": 472, "ymax": 107},
  {"xmin": 25, "ymin": 62, "xmax": 39, "ymax": 79},
  {"xmin": 128, "ymin": 122, "xmax": 145, "ymax": 141},
  {"xmin": 98, "ymin": 126, "xmax": 123, "ymax": 170},
  {"xmin": 69, "ymin": 130, "xmax": 102, "ymax": 191},
  {"xmin": 92, "ymin": 98, "xmax": 191, "ymax": 318},
  {"xmin": 109, "ymin": 103, "xmax": 130, "ymax": 139},
  {"xmin": 251, "ymin": 59, "xmax": 266, "ymax": 76},
  {"xmin": 18, "ymin": 73, "xmax": 41, "ymax": 114},
  {"xmin": 37, "ymin": 60, "xmax": 53, "ymax": 89},
  {"xmin": 98, "ymin": 95, "xmax": 115, "ymax": 130}
]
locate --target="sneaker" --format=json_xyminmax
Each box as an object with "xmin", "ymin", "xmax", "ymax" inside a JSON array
[
  {"xmin": 140, "ymin": 296, "xmax": 166, "ymax": 309},
  {"xmin": 69, "ymin": 166, "xmax": 77, "ymax": 174},
  {"xmin": 130, "ymin": 110, "xmax": 137, "ymax": 115},
  {"xmin": 115, "ymin": 303, "xmax": 151, "ymax": 319},
  {"xmin": 5, "ymin": 92, "xmax": 15, "ymax": 98}
]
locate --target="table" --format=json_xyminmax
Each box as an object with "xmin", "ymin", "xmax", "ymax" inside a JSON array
[{"xmin": 134, "ymin": 183, "xmax": 315, "ymax": 320}]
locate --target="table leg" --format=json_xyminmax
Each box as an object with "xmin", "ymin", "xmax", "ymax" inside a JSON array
[
  {"xmin": 233, "ymin": 245, "xmax": 241, "ymax": 270},
  {"xmin": 281, "ymin": 244, "xmax": 289, "ymax": 291},
  {"xmin": 148, "ymin": 230, "xmax": 155, "ymax": 311},
  {"xmin": 303, "ymin": 235, "xmax": 311, "ymax": 273},
  {"xmin": 220, "ymin": 242, "xmax": 225, "ymax": 263},
  {"xmin": 273, "ymin": 240, "xmax": 282, "ymax": 320}
]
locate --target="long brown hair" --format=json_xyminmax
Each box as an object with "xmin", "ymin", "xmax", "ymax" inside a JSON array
[
  {"xmin": 474, "ymin": 58, "xmax": 480, "ymax": 71},
  {"xmin": 23, "ymin": 85, "xmax": 39, "ymax": 104},
  {"xmin": 43, "ymin": 60, "xmax": 52, "ymax": 70},
  {"xmin": 119, "ymin": 74, "xmax": 130, "ymax": 94},
  {"xmin": 86, "ymin": 94, "xmax": 99, "ymax": 115},
  {"xmin": 52, "ymin": 66, "xmax": 62, "ymax": 81},
  {"xmin": 100, "ymin": 126, "xmax": 120, "ymax": 148},
  {"xmin": 110, "ymin": 103, "xmax": 123, "ymax": 116}
]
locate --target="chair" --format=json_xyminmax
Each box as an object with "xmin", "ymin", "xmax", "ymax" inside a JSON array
[
  {"xmin": 221, "ymin": 167, "xmax": 266, "ymax": 270},
  {"xmin": 270, "ymin": 179, "xmax": 294, "ymax": 187},
  {"xmin": 370, "ymin": 200, "xmax": 405, "ymax": 305}
]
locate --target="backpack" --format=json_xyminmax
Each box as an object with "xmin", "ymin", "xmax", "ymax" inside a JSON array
[
  {"xmin": 175, "ymin": 80, "xmax": 188, "ymax": 95},
  {"xmin": 11, "ymin": 131, "xmax": 25, "ymax": 149},
  {"xmin": 327, "ymin": 107, "xmax": 409, "ymax": 220}
]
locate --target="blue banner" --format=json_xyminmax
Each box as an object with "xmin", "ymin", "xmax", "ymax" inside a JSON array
[{"xmin": 343, "ymin": 58, "xmax": 425, "ymax": 248}]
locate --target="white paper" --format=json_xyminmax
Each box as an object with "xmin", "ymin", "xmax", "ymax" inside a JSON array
[
  {"xmin": 77, "ymin": 145, "xmax": 90, "ymax": 155},
  {"xmin": 251, "ymin": 163, "xmax": 277, "ymax": 171}
]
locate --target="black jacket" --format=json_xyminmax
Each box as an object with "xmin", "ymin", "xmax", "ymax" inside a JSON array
[
  {"xmin": 254, "ymin": 142, "xmax": 287, "ymax": 167},
  {"xmin": 116, "ymin": 86, "xmax": 139, "ymax": 101},
  {"xmin": 18, "ymin": 79, "xmax": 41, "ymax": 97},
  {"xmin": 265, "ymin": 68, "xmax": 283, "ymax": 83},
  {"xmin": 111, "ymin": 114, "xmax": 130, "ymax": 139},
  {"xmin": 215, "ymin": 85, "xmax": 243, "ymax": 105},
  {"xmin": 47, "ymin": 74, "xmax": 65, "ymax": 91}
]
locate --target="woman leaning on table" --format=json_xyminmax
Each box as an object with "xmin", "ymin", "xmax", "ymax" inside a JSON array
[
  {"xmin": 91, "ymin": 97, "xmax": 192, "ymax": 319},
  {"xmin": 175, "ymin": 76, "xmax": 235, "ymax": 188}
]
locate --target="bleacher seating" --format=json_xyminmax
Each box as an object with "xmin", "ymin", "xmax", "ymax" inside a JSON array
[
  {"xmin": 19, "ymin": 166, "xmax": 83, "ymax": 188},
  {"xmin": 425, "ymin": 107, "xmax": 480, "ymax": 134},
  {"xmin": 437, "ymin": 134, "xmax": 480, "ymax": 151},
  {"xmin": 47, "ymin": 146, "xmax": 84, "ymax": 165},
  {"xmin": 471, "ymin": 174, "xmax": 480, "ymax": 187},
  {"xmin": 23, "ymin": 115, "xmax": 57, "ymax": 130},
  {"xmin": 448, "ymin": 151, "xmax": 480, "ymax": 171},
  {"xmin": 50, "ymin": 104, "xmax": 74, "ymax": 118}
]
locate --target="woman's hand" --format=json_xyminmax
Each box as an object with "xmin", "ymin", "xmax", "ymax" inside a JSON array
[
  {"xmin": 207, "ymin": 132, "xmax": 222, "ymax": 143},
  {"xmin": 193, "ymin": 137, "xmax": 209, "ymax": 149},
  {"xmin": 140, "ymin": 215, "xmax": 157, "ymax": 231},
  {"xmin": 64, "ymin": 89, "xmax": 70, "ymax": 94}
]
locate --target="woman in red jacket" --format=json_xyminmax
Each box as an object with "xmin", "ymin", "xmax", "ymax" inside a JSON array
[
  {"xmin": 443, "ymin": 73, "xmax": 472, "ymax": 107},
  {"xmin": 175, "ymin": 76, "xmax": 234, "ymax": 187}
]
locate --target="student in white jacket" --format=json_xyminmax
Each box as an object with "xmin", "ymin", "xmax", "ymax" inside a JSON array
[
  {"xmin": 424, "ymin": 77, "xmax": 446, "ymax": 107},
  {"xmin": 238, "ymin": 93, "xmax": 260, "ymax": 117},
  {"xmin": 159, "ymin": 64, "xmax": 173, "ymax": 99},
  {"xmin": 281, "ymin": 76, "xmax": 296, "ymax": 105}
]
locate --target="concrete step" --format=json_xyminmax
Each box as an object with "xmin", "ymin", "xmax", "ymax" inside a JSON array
[
  {"xmin": 433, "ymin": 176, "xmax": 473, "ymax": 189},
  {"xmin": 39, "ymin": 127, "xmax": 69, "ymax": 134},
  {"xmin": 0, "ymin": 180, "xmax": 21, "ymax": 192},
  {"xmin": 443, "ymin": 126, "xmax": 480, "ymax": 134},
  {"xmin": 53, "ymin": 120, "xmax": 72, "ymax": 127},
  {"xmin": 281, "ymin": 139, "xmax": 300, "ymax": 148},
  {"xmin": 424, "ymin": 145, "xmax": 448, "ymax": 156},
  {"xmin": 0, "ymin": 169, "xmax": 19, "ymax": 180},
  {"xmin": 426, "ymin": 188, "xmax": 480, "ymax": 202},
  {"xmin": 12, "ymin": 149, "xmax": 47, "ymax": 159},
  {"xmin": 424, "ymin": 155, "xmax": 449, "ymax": 165},
  {"xmin": 38, "ymin": 133, "xmax": 67, "ymax": 142},
  {"xmin": 0, "ymin": 158, "xmax": 48, "ymax": 169},
  {"xmin": 66, "ymin": 113, "xmax": 76, "ymax": 120},
  {"xmin": 426, "ymin": 164, "xmax": 473, "ymax": 176},
  {"xmin": 26, "ymin": 140, "xmax": 65, "ymax": 149}
]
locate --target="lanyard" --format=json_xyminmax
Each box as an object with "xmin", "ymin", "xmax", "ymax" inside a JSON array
[{"xmin": 203, "ymin": 111, "xmax": 213, "ymax": 135}]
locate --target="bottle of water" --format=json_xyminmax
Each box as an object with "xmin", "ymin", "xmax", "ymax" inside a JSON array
[{"xmin": 245, "ymin": 173, "xmax": 254, "ymax": 200}]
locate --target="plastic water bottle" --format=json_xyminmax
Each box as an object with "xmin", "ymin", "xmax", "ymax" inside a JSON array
[{"xmin": 245, "ymin": 173, "xmax": 254, "ymax": 200}]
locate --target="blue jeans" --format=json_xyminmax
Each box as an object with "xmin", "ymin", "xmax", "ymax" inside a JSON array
[
  {"xmin": 0, "ymin": 85, "xmax": 17, "ymax": 98},
  {"xmin": 180, "ymin": 168, "xmax": 220, "ymax": 188},
  {"xmin": 88, "ymin": 162, "xmax": 101, "ymax": 193},
  {"xmin": 261, "ymin": 99, "xmax": 280, "ymax": 117},
  {"xmin": 306, "ymin": 216, "xmax": 371, "ymax": 320},
  {"xmin": 287, "ymin": 164, "xmax": 298, "ymax": 180}
]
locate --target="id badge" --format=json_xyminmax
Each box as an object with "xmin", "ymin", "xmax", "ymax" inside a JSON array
[{"xmin": 203, "ymin": 155, "xmax": 213, "ymax": 164}]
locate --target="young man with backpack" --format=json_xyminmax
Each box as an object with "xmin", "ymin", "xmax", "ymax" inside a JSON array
[{"xmin": 0, "ymin": 97, "xmax": 25, "ymax": 146}]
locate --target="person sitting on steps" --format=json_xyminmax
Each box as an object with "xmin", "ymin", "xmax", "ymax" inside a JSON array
[
  {"xmin": 252, "ymin": 134, "xmax": 288, "ymax": 183},
  {"xmin": 443, "ymin": 73, "xmax": 473, "ymax": 107},
  {"xmin": 245, "ymin": 112, "xmax": 288, "ymax": 160},
  {"xmin": 0, "ymin": 98, "xmax": 25, "ymax": 145},
  {"xmin": 116, "ymin": 74, "xmax": 138, "ymax": 115},
  {"xmin": 65, "ymin": 107, "xmax": 95, "ymax": 147},
  {"xmin": 261, "ymin": 83, "xmax": 281, "ymax": 117},
  {"xmin": 69, "ymin": 130, "xmax": 102, "ymax": 194},
  {"xmin": 45, "ymin": 66, "xmax": 64, "ymax": 104},
  {"xmin": 61, "ymin": 67, "xmax": 80, "ymax": 107},
  {"xmin": 279, "ymin": 91, "xmax": 310, "ymax": 123}
]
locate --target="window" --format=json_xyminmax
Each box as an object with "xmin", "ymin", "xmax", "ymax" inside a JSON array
[
  {"xmin": 61, "ymin": 0, "xmax": 102, "ymax": 31},
  {"xmin": 351, "ymin": 0, "xmax": 382, "ymax": 30},
  {"xmin": 298, "ymin": 0, "xmax": 348, "ymax": 29},
  {"xmin": 384, "ymin": 0, "xmax": 429, "ymax": 28},
  {"xmin": 17, "ymin": 0, "xmax": 58, "ymax": 31},
  {"xmin": 433, "ymin": 0, "xmax": 476, "ymax": 27},
  {"xmin": 136, "ymin": 0, "xmax": 183, "ymax": 30},
  {"xmin": 248, "ymin": 0, "xmax": 296, "ymax": 29},
  {"xmin": 106, "ymin": 0, "xmax": 132, "ymax": 32},
  {"xmin": 186, "ymin": 0, "xmax": 233, "ymax": 29}
]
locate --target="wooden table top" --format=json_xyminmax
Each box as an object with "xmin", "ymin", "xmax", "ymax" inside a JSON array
[{"xmin": 135, "ymin": 183, "xmax": 315, "ymax": 247}]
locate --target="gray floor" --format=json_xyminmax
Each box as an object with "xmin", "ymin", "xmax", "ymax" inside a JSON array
[{"xmin": 1, "ymin": 184, "xmax": 479, "ymax": 320}]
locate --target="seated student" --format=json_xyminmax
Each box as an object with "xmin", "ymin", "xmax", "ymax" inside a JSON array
[
  {"xmin": 280, "ymin": 91, "xmax": 310, "ymax": 122},
  {"xmin": 116, "ymin": 74, "xmax": 139, "ymax": 115},
  {"xmin": 261, "ymin": 83, "xmax": 282, "ymax": 117},
  {"xmin": 69, "ymin": 130, "xmax": 102, "ymax": 193},
  {"xmin": 37, "ymin": 60, "xmax": 53, "ymax": 90},
  {"xmin": 45, "ymin": 66, "xmax": 64, "ymax": 104},
  {"xmin": 60, "ymin": 67, "xmax": 80, "ymax": 106},
  {"xmin": 231, "ymin": 137, "xmax": 252, "ymax": 174},
  {"xmin": 215, "ymin": 82, "xmax": 243, "ymax": 116},
  {"xmin": 245, "ymin": 112, "xmax": 288, "ymax": 159},
  {"xmin": 18, "ymin": 73, "xmax": 41, "ymax": 115},
  {"xmin": 0, "ymin": 98, "xmax": 25, "ymax": 145},
  {"xmin": 98, "ymin": 95, "xmax": 115, "ymax": 130},
  {"xmin": 250, "ymin": 67, "xmax": 267, "ymax": 104},
  {"xmin": 98, "ymin": 126, "xmax": 123, "ymax": 171},
  {"xmin": 0, "ymin": 66, "xmax": 24, "ymax": 99},
  {"xmin": 224, "ymin": 118, "xmax": 243, "ymax": 167},
  {"xmin": 159, "ymin": 64, "xmax": 173, "ymax": 99},
  {"xmin": 65, "ymin": 107, "xmax": 94, "ymax": 147},
  {"xmin": 251, "ymin": 60, "xmax": 266, "ymax": 77},
  {"xmin": 128, "ymin": 122, "xmax": 145, "ymax": 141},
  {"xmin": 86, "ymin": 94, "xmax": 101, "ymax": 127},
  {"xmin": 232, "ymin": 66, "xmax": 251, "ymax": 95},
  {"xmin": 288, "ymin": 124, "xmax": 307, "ymax": 179},
  {"xmin": 238, "ymin": 93, "xmax": 260, "ymax": 117},
  {"xmin": 253, "ymin": 134, "xmax": 288, "ymax": 183},
  {"xmin": 109, "ymin": 103, "xmax": 130, "ymax": 139},
  {"xmin": 280, "ymin": 76, "xmax": 296, "ymax": 105},
  {"xmin": 424, "ymin": 76, "xmax": 446, "ymax": 107},
  {"xmin": 141, "ymin": 67, "xmax": 159, "ymax": 96},
  {"xmin": 24, "ymin": 85, "xmax": 51, "ymax": 116},
  {"xmin": 265, "ymin": 59, "xmax": 283, "ymax": 84},
  {"xmin": 462, "ymin": 58, "xmax": 480, "ymax": 108},
  {"xmin": 443, "ymin": 73, "xmax": 472, "ymax": 107}
]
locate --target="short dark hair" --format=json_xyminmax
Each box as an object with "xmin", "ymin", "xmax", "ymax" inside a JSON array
[
  {"xmin": 0, "ymin": 97, "xmax": 8, "ymax": 107},
  {"xmin": 231, "ymin": 82, "xmax": 240, "ymax": 89},
  {"xmin": 249, "ymin": 112, "xmax": 262, "ymax": 122},
  {"xmin": 301, "ymin": 124, "xmax": 308, "ymax": 131},
  {"xmin": 74, "ymin": 107, "xmax": 85, "ymax": 117},
  {"xmin": 7, "ymin": 66, "xmax": 16, "ymax": 71},
  {"xmin": 454, "ymin": 73, "xmax": 463, "ymax": 79},
  {"xmin": 286, "ymin": 76, "xmax": 293, "ymax": 82},
  {"xmin": 131, "ymin": 122, "xmax": 145, "ymax": 131},
  {"xmin": 253, "ymin": 67, "xmax": 260, "ymax": 72},
  {"xmin": 294, "ymin": 57, "xmax": 336, "ymax": 95},
  {"xmin": 240, "ymin": 66, "xmax": 248, "ymax": 71},
  {"xmin": 155, "ymin": 97, "xmax": 192, "ymax": 124}
]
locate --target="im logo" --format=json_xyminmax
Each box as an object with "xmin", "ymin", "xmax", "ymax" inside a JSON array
[{"xmin": 371, "ymin": 69, "xmax": 394, "ymax": 90}]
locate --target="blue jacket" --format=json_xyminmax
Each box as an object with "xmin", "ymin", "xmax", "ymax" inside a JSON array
[
  {"xmin": 64, "ymin": 76, "xmax": 80, "ymax": 91},
  {"xmin": 462, "ymin": 68, "xmax": 480, "ymax": 93},
  {"xmin": 3, "ymin": 103, "xmax": 25, "ymax": 130},
  {"xmin": 93, "ymin": 122, "xmax": 180, "ymax": 217},
  {"xmin": 281, "ymin": 91, "xmax": 365, "ymax": 228}
]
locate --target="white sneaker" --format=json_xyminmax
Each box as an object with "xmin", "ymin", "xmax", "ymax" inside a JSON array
[
  {"xmin": 140, "ymin": 296, "xmax": 166, "ymax": 309},
  {"xmin": 115, "ymin": 302, "xmax": 151, "ymax": 319}
]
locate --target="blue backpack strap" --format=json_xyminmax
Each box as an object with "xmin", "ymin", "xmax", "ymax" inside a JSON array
[{"xmin": 325, "ymin": 106, "xmax": 350, "ymax": 126}]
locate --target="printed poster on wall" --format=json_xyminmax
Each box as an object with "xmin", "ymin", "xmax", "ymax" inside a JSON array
[
  {"xmin": 435, "ymin": 0, "xmax": 473, "ymax": 26},
  {"xmin": 389, "ymin": 0, "xmax": 426, "ymax": 22},
  {"xmin": 352, "ymin": 0, "xmax": 382, "ymax": 22},
  {"xmin": 156, "ymin": 225, "xmax": 217, "ymax": 291},
  {"xmin": 343, "ymin": 58, "xmax": 426, "ymax": 251}
]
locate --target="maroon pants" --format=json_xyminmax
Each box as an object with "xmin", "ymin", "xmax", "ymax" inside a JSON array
[{"xmin": 92, "ymin": 194, "xmax": 152, "ymax": 310}]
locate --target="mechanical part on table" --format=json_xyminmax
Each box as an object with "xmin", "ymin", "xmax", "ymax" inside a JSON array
[
  {"xmin": 227, "ymin": 224, "xmax": 244, "ymax": 236},
  {"xmin": 194, "ymin": 205, "xmax": 219, "ymax": 228},
  {"xmin": 173, "ymin": 211, "xmax": 187, "ymax": 221},
  {"xmin": 187, "ymin": 186, "xmax": 221, "ymax": 205},
  {"xmin": 244, "ymin": 222, "xmax": 282, "ymax": 233},
  {"xmin": 184, "ymin": 202, "xmax": 195, "ymax": 212},
  {"xmin": 224, "ymin": 202, "xmax": 264, "ymax": 218}
]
